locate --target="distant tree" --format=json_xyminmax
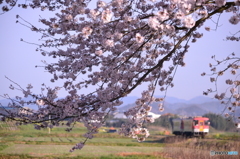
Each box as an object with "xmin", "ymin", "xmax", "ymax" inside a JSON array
[
  {"xmin": 203, "ymin": 113, "xmax": 236, "ymax": 131},
  {"xmin": 150, "ymin": 113, "xmax": 179, "ymax": 129},
  {"xmin": 0, "ymin": 0, "xmax": 239, "ymax": 151},
  {"xmin": 104, "ymin": 113, "xmax": 128, "ymax": 127},
  {"xmin": 105, "ymin": 118, "xmax": 128, "ymax": 127}
]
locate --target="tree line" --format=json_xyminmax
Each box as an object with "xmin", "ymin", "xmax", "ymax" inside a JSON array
[{"xmin": 106, "ymin": 113, "xmax": 236, "ymax": 132}]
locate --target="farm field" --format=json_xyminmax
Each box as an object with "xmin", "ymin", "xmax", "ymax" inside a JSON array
[{"xmin": 0, "ymin": 121, "xmax": 240, "ymax": 159}]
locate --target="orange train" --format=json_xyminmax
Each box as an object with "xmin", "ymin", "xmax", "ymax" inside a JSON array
[{"xmin": 171, "ymin": 116, "xmax": 210, "ymax": 138}]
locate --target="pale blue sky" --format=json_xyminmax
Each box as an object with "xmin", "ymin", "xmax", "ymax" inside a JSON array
[{"xmin": 0, "ymin": 6, "xmax": 239, "ymax": 100}]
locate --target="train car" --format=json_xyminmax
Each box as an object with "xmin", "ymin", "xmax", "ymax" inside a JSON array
[{"xmin": 172, "ymin": 116, "xmax": 210, "ymax": 138}]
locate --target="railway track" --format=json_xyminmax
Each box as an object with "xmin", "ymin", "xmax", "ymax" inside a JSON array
[{"xmin": 160, "ymin": 135, "xmax": 240, "ymax": 143}]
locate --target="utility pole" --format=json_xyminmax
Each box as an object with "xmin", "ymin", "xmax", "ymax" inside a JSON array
[{"xmin": 48, "ymin": 115, "xmax": 51, "ymax": 134}]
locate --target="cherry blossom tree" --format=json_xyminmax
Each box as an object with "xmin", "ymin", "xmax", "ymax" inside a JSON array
[{"xmin": 0, "ymin": 0, "xmax": 240, "ymax": 151}]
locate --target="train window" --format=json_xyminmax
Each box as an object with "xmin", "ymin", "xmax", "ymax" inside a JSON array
[
  {"xmin": 204, "ymin": 121, "xmax": 210, "ymax": 125},
  {"xmin": 200, "ymin": 122, "xmax": 203, "ymax": 126},
  {"xmin": 194, "ymin": 120, "xmax": 198, "ymax": 125}
]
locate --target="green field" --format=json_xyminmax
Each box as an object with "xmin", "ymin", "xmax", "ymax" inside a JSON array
[{"xmin": 0, "ymin": 121, "xmax": 240, "ymax": 159}]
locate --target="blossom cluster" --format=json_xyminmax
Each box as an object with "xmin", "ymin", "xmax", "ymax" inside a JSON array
[
  {"xmin": 0, "ymin": 0, "xmax": 239, "ymax": 151},
  {"xmin": 202, "ymin": 53, "xmax": 240, "ymax": 123}
]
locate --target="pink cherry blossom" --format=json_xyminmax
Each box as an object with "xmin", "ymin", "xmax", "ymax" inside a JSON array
[
  {"xmin": 82, "ymin": 26, "xmax": 93, "ymax": 38},
  {"xmin": 135, "ymin": 33, "xmax": 144, "ymax": 43},
  {"xmin": 0, "ymin": 0, "xmax": 239, "ymax": 152},
  {"xmin": 184, "ymin": 16, "xmax": 195, "ymax": 28},
  {"xmin": 215, "ymin": 0, "xmax": 226, "ymax": 7},
  {"xmin": 101, "ymin": 9, "xmax": 112, "ymax": 23},
  {"xmin": 148, "ymin": 17, "xmax": 160, "ymax": 30}
]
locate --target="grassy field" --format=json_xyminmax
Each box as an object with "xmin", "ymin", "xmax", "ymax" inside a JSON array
[{"xmin": 0, "ymin": 121, "xmax": 240, "ymax": 159}]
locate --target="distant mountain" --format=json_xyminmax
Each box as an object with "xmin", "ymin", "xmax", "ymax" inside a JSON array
[
  {"xmin": 119, "ymin": 95, "xmax": 217, "ymax": 105},
  {"xmin": 120, "ymin": 96, "xmax": 138, "ymax": 106},
  {"xmin": 1, "ymin": 95, "xmax": 236, "ymax": 118},
  {"xmin": 116, "ymin": 95, "xmax": 239, "ymax": 117},
  {"xmin": 163, "ymin": 95, "xmax": 218, "ymax": 104},
  {"xmin": 144, "ymin": 102, "xmax": 174, "ymax": 114},
  {"xmin": 0, "ymin": 97, "xmax": 38, "ymax": 110},
  {"xmin": 200, "ymin": 101, "xmax": 223, "ymax": 114},
  {"xmin": 0, "ymin": 99, "xmax": 10, "ymax": 106},
  {"xmin": 165, "ymin": 102, "xmax": 189, "ymax": 110},
  {"xmin": 160, "ymin": 96, "xmax": 188, "ymax": 104},
  {"xmin": 117, "ymin": 103, "xmax": 135, "ymax": 112},
  {"xmin": 0, "ymin": 107, "xmax": 19, "ymax": 116},
  {"xmin": 187, "ymin": 96, "xmax": 218, "ymax": 104},
  {"xmin": 174, "ymin": 105, "xmax": 208, "ymax": 117}
]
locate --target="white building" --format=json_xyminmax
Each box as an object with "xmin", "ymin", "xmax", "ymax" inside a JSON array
[
  {"xmin": 147, "ymin": 112, "xmax": 161, "ymax": 119},
  {"xmin": 113, "ymin": 112, "xmax": 161, "ymax": 119},
  {"xmin": 114, "ymin": 112, "xmax": 127, "ymax": 119}
]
